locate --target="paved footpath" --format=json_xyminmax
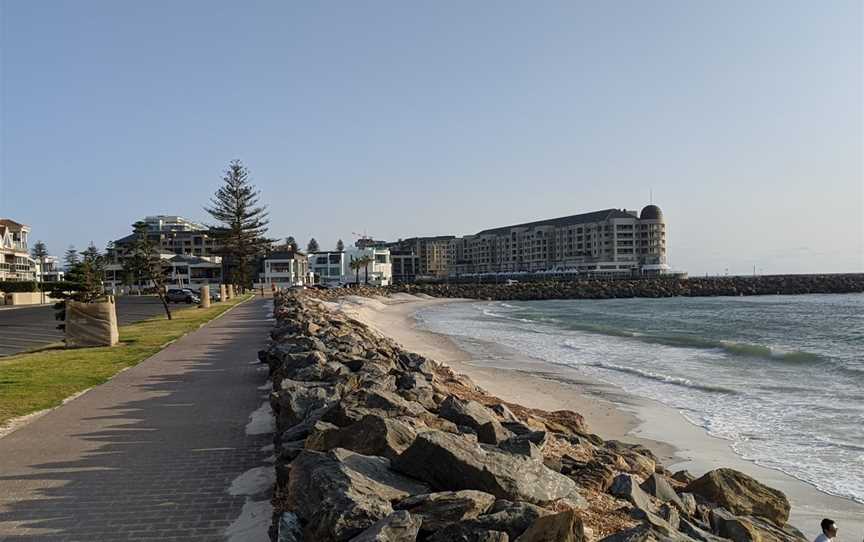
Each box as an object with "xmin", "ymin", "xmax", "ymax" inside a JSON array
[{"xmin": 0, "ymin": 297, "xmax": 276, "ymax": 541}]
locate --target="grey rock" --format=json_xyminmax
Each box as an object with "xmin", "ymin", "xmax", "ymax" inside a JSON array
[
  {"xmin": 678, "ymin": 492, "xmax": 697, "ymax": 516},
  {"xmin": 686, "ymin": 468, "xmax": 790, "ymax": 527},
  {"xmin": 287, "ymin": 449, "xmax": 428, "ymax": 541},
  {"xmin": 599, "ymin": 524, "xmax": 689, "ymax": 542},
  {"xmin": 514, "ymin": 510, "xmax": 584, "ymax": 542},
  {"xmin": 468, "ymin": 500, "xmax": 547, "ymax": 540},
  {"xmin": 393, "ymin": 430, "xmax": 576, "ymax": 505},
  {"xmin": 657, "ymin": 504, "xmax": 680, "ymax": 530},
  {"xmin": 271, "ymin": 378, "xmax": 344, "ymax": 429},
  {"xmin": 278, "ymin": 512, "xmax": 303, "ymax": 542},
  {"xmin": 490, "ymin": 403, "xmax": 520, "ymax": 422},
  {"xmin": 427, "ymin": 524, "xmax": 510, "ymax": 542},
  {"xmin": 640, "ymin": 474, "xmax": 685, "ymax": 511},
  {"xmin": 348, "ymin": 511, "xmax": 421, "ymax": 542},
  {"xmin": 609, "ymin": 473, "xmax": 653, "ymax": 511},
  {"xmin": 499, "ymin": 431, "xmax": 549, "ymax": 459},
  {"xmin": 439, "ymin": 396, "xmax": 512, "ymax": 445},
  {"xmin": 631, "ymin": 507, "xmax": 677, "ymax": 536},
  {"xmin": 306, "ymin": 414, "xmax": 418, "ymax": 460},
  {"xmin": 678, "ymin": 518, "xmax": 727, "ymax": 542},
  {"xmin": 396, "ymin": 490, "xmax": 495, "ymax": 531}
]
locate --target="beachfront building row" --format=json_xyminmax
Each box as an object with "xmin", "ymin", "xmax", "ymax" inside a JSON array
[
  {"xmin": 449, "ymin": 205, "xmax": 668, "ymax": 276},
  {"xmin": 386, "ymin": 205, "xmax": 668, "ymax": 280}
]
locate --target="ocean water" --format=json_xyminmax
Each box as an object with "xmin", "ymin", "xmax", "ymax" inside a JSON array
[{"xmin": 416, "ymin": 294, "xmax": 864, "ymax": 504}]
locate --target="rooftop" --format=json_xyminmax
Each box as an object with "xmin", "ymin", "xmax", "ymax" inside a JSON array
[{"xmin": 474, "ymin": 208, "xmax": 638, "ymax": 236}]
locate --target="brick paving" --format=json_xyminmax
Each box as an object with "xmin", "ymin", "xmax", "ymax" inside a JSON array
[{"xmin": 0, "ymin": 297, "xmax": 275, "ymax": 541}]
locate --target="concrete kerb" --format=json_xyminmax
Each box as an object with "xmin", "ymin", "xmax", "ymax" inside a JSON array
[{"xmin": 0, "ymin": 294, "xmax": 257, "ymax": 440}]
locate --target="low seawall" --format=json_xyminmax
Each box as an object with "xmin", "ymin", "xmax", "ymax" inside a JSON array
[
  {"xmin": 386, "ymin": 274, "xmax": 864, "ymax": 300},
  {"xmin": 260, "ymin": 290, "xmax": 809, "ymax": 541}
]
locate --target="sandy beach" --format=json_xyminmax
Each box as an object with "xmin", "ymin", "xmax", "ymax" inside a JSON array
[{"xmin": 328, "ymin": 294, "xmax": 864, "ymax": 541}]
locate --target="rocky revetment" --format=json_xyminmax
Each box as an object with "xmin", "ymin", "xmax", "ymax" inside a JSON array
[
  {"xmin": 385, "ymin": 274, "xmax": 864, "ymax": 301},
  {"xmin": 261, "ymin": 289, "xmax": 810, "ymax": 542}
]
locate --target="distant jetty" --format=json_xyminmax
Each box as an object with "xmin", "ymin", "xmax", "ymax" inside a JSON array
[{"xmin": 381, "ymin": 274, "xmax": 864, "ymax": 301}]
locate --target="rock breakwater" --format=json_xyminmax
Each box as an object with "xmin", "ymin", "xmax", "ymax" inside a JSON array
[
  {"xmin": 262, "ymin": 290, "xmax": 809, "ymax": 542},
  {"xmin": 386, "ymin": 274, "xmax": 864, "ymax": 301}
]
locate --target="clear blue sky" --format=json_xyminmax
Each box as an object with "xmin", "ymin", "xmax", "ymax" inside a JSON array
[{"xmin": 1, "ymin": 1, "xmax": 861, "ymax": 275}]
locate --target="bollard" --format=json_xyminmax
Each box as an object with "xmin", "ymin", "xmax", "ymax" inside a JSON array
[
  {"xmin": 227, "ymin": 284, "xmax": 235, "ymax": 299},
  {"xmin": 220, "ymin": 284, "xmax": 227, "ymax": 302},
  {"xmin": 200, "ymin": 285, "xmax": 210, "ymax": 308}
]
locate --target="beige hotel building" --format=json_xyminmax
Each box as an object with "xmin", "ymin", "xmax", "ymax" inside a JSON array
[{"xmin": 448, "ymin": 205, "xmax": 668, "ymax": 276}]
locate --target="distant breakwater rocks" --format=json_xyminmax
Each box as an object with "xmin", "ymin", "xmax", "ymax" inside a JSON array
[
  {"xmin": 260, "ymin": 290, "xmax": 808, "ymax": 542},
  {"xmin": 387, "ymin": 274, "xmax": 864, "ymax": 301}
]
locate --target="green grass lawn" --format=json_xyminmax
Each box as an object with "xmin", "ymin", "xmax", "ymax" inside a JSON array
[{"xmin": 0, "ymin": 294, "xmax": 254, "ymax": 427}]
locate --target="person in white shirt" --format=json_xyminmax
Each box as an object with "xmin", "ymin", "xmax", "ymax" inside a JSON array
[{"xmin": 814, "ymin": 519, "xmax": 837, "ymax": 542}]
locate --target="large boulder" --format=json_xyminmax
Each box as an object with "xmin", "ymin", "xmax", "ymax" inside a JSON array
[
  {"xmin": 467, "ymin": 500, "xmax": 548, "ymax": 540},
  {"xmin": 323, "ymin": 389, "xmax": 429, "ymax": 427},
  {"xmin": 686, "ymin": 469, "xmax": 790, "ymax": 526},
  {"xmin": 306, "ymin": 414, "xmax": 418, "ymax": 460},
  {"xmin": 709, "ymin": 508, "xmax": 807, "ymax": 542},
  {"xmin": 426, "ymin": 524, "xmax": 510, "ymax": 542},
  {"xmin": 599, "ymin": 524, "xmax": 690, "ymax": 542},
  {"xmin": 271, "ymin": 378, "xmax": 345, "ymax": 429},
  {"xmin": 393, "ymin": 431, "xmax": 576, "ymax": 505},
  {"xmin": 287, "ymin": 449, "xmax": 429, "ymax": 541},
  {"xmin": 348, "ymin": 511, "xmax": 422, "ymax": 542},
  {"xmin": 709, "ymin": 508, "xmax": 762, "ymax": 542},
  {"xmin": 640, "ymin": 474, "xmax": 685, "ymax": 512},
  {"xmin": 439, "ymin": 396, "xmax": 513, "ymax": 444},
  {"xmin": 514, "ymin": 510, "xmax": 585, "ymax": 542},
  {"xmin": 609, "ymin": 474, "xmax": 654, "ymax": 511},
  {"xmin": 395, "ymin": 490, "xmax": 496, "ymax": 531}
]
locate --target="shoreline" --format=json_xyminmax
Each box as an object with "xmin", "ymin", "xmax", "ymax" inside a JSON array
[{"xmin": 331, "ymin": 294, "xmax": 864, "ymax": 541}]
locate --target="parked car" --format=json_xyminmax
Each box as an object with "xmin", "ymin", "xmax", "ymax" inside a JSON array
[{"xmin": 166, "ymin": 288, "xmax": 200, "ymax": 304}]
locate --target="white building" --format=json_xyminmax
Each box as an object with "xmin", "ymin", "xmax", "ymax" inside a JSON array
[
  {"xmin": 103, "ymin": 254, "xmax": 223, "ymax": 293},
  {"xmin": 36, "ymin": 256, "xmax": 65, "ymax": 283},
  {"xmin": 0, "ymin": 219, "xmax": 35, "ymax": 282},
  {"xmin": 260, "ymin": 251, "xmax": 310, "ymax": 288},
  {"xmin": 309, "ymin": 247, "xmax": 392, "ymax": 286}
]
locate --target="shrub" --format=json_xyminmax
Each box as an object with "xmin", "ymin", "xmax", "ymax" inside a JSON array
[{"xmin": 0, "ymin": 281, "xmax": 39, "ymax": 293}]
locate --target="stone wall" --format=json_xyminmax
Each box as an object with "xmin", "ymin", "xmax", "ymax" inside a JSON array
[{"xmin": 262, "ymin": 290, "xmax": 810, "ymax": 542}]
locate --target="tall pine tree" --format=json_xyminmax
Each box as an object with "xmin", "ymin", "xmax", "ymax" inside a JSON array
[
  {"xmin": 307, "ymin": 238, "xmax": 320, "ymax": 253},
  {"xmin": 82, "ymin": 242, "xmax": 101, "ymax": 262},
  {"xmin": 206, "ymin": 160, "xmax": 272, "ymax": 289},
  {"xmin": 64, "ymin": 246, "xmax": 80, "ymax": 270}
]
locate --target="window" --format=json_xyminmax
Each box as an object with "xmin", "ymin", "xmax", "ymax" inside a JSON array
[
  {"xmin": 329, "ymin": 254, "xmax": 341, "ymax": 264},
  {"xmin": 375, "ymin": 254, "xmax": 387, "ymax": 264}
]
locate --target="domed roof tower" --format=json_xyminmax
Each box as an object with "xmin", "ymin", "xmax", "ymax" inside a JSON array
[{"xmin": 640, "ymin": 205, "xmax": 663, "ymax": 220}]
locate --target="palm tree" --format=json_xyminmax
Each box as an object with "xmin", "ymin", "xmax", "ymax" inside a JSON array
[
  {"xmin": 31, "ymin": 240, "xmax": 48, "ymax": 303},
  {"xmin": 349, "ymin": 257, "xmax": 361, "ymax": 286},
  {"xmin": 359, "ymin": 255, "xmax": 373, "ymax": 285}
]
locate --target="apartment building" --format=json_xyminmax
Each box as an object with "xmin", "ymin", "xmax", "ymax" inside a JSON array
[
  {"xmin": 390, "ymin": 250, "xmax": 420, "ymax": 283},
  {"xmin": 309, "ymin": 247, "xmax": 393, "ymax": 286},
  {"xmin": 260, "ymin": 251, "xmax": 309, "ymax": 288},
  {"xmin": 109, "ymin": 215, "xmax": 220, "ymax": 259},
  {"xmin": 0, "ymin": 219, "xmax": 35, "ymax": 281},
  {"xmin": 36, "ymin": 256, "xmax": 65, "ymax": 283},
  {"xmin": 449, "ymin": 205, "xmax": 668, "ymax": 276},
  {"xmin": 387, "ymin": 236, "xmax": 455, "ymax": 280},
  {"xmin": 104, "ymin": 215, "xmax": 224, "ymax": 291}
]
